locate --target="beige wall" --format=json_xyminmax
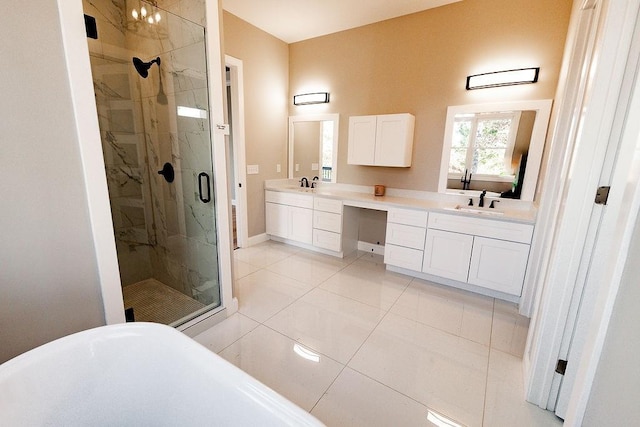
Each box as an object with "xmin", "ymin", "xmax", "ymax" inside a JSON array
[
  {"xmin": 289, "ymin": 0, "xmax": 572, "ymax": 192},
  {"xmin": 223, "ymin": 11, "xmax": 289, "ymax": 237},
  {"xmin": 0, "ymin": 1, "xmax": 106, "ymax": 363}
]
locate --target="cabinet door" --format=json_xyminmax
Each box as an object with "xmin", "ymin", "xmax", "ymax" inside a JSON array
[
  {"xmin": 347, "ymin": 116, "xmax": 377, "ymax": 165},
  {"xmin": 385, "ymin": 244, "xmax": 424, "ymax": 272},
  {"xmin": 265, "ymin": 202, "xmax": 288, "ymax": 238},
  {"xmin": 468, "ymin": 237, "xmax": 530, "ymax": 295},
  {"xmin": 385, "ymin": 222, "xmax": 426, "ymax": 250},
  {"xmin": 289, "ymin": 206, "xmax": 313, "ymax": 245},
  {"xmin": 375, "ymin": 114, "xmax": 414, "ymax": 167},
  {"xmin": 422, "ymin": 229, "xmax": 473, "ymax": 282}
]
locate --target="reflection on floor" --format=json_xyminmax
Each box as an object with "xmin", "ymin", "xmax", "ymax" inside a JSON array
[
  {"xmin": 195, "ymin": 242, "xmax": 562, "ymax": 427},
  {"xmin": 123, "ymin": 278, "xmax": 205, "ymax": 326},
  {"xmin": 195, "ymin": 241, "xmax": 562, "ymax": 427}
]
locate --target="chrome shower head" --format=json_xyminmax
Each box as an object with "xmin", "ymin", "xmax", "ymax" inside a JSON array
[{"xmin": 132, "ymin": 56, "xmax": 161, "ymax": 78}]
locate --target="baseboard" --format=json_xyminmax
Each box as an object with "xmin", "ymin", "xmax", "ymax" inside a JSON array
[
  {"xmin": 246, "ymin": 233, "xmax": 269, "ymax": 247},
  {"xmin": 358, "ymin": 241, "xmax": 385, "ymax": 256}
]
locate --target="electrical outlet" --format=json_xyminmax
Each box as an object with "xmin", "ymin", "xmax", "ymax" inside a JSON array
[
  {"xmin": 276, "ymin": 164, "xmax": 281, "ymax": 173},
  {"xmin": 295, "ymin": 164, "xmax": 300, "ymax": 172}
]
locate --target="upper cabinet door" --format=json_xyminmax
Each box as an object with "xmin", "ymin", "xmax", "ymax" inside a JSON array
[
  {"xmin": 348, "ymin": 113, "xmax": 415, "ymax": 167},
  {"xmin": 347, "ymin": 115, "xmax": 377, "ymax": 165},
  {"xmin": 375, "ymin": 114, "xmax": 415, "ymax": 167}
]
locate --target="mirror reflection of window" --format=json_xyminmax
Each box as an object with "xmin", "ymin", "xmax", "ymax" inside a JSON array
[
  {"xmin": 448, "ymin": 111, "xmax": 521, "ymax": 181},
  {"xmin": 321, "ymin": 121, "xmax": 334, "ymax": 181}
]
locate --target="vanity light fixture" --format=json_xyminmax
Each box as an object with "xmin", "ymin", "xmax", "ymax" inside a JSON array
[
  {"xmin": 293, "ymin": 92, "xmax": 330, "ymax": 105},
  {"xmin": 466, "ymin": 67, "xmax": 540, "ymax": 90}
]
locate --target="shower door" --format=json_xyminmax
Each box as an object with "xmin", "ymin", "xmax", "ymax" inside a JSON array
[{"xmin": 84, "ymin": 0, "xmax": 221, "ymax": 326}]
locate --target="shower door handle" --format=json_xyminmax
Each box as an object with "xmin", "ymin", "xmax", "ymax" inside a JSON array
[{"xmin": 198, "ymin": 172, "xmax": 211, "ymax": 203}]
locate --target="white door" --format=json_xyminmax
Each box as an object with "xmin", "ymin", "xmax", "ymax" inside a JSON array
[
  {"xmin": 423, "ymin": 229, "xmax": 473, "ymax": 282},
  {"xmin": 375, "ymin": 114, "xmax": 413, "ymax": 167},
  {"xmin": 265, "ymin": 203, "xmax": 288, "ymax": 239},
  {"xmin": 468, "ymin": 237, "xmax": 529, "ymax": 295},
  {"xmin": 347, "ymin": 115, "xmax": 377, "ymax": 165},
  {"xmin": 289, "ymin": 206, "xmax": 313, "ymax": 244},
  {"xmin": 524, "ymin": 0, "xmax": 640, "ymax": 423},
  {"xmin": 225, "ymin": 55, "xmax": 248, "ymax": 249}
]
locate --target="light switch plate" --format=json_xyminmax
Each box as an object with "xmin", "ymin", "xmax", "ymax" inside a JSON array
[
  {"xmin": 276, "ymin": 164, "xmax": 281, "ymax": 173},
  {"xmin": 295, "ymin": 164, "xmax": 300, "ymax": 172},
  {"xmin": 247, "ymin": 164, "xmax": 259, "ymax": 175},
  {"xmin": 311, "ymin": 163, "xmax": 319, "ymax": 171}
]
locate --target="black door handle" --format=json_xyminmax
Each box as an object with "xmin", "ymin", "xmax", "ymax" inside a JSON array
[{"xmin": 198, "ymin": 172, "xmax": 211, "ymax": 203}]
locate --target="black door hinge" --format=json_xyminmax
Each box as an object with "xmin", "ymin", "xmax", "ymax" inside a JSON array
[
  {"xmin": 556, "ymin": 359, "xmax": 568, "ymax": 375},
  {"xmin": 595, "ymin": 186, "xmax": 610, "ymax": 205}
]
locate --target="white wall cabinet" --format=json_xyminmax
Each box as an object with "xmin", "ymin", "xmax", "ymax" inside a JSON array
[
  {"xmin": 348, "ymin": 113, "xmax": 415, "ymax": 167},
  {"xmin": 265, "ymin": 191, "xmax": 313, "ymax": 245}
]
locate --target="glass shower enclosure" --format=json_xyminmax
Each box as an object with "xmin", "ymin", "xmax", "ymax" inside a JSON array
[{"xmin": 83, "ymin": 0, "xmax": 221, "ymax": 326}]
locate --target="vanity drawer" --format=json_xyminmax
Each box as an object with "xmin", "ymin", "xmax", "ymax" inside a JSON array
[
  {"xmin": 313, "ymin": 229, "xmax": 341, "ymax": 252},
  {"xmin": 265, "ymin": 190, "xmax": 314, "ymax": 209},
  {"xmin": 313, "ymin": 211, "xmax": 342, "ymax": 233},
  {"xmin": 314, "ymin": 197, "xmax": 343, "ymax": 214},
  {"xmin": 386, "ymin": 222, "xmax": 427, "ymax": 250},
  {"xmin": 384, "ymin": 244, "xmax": 424, "ymax": 272},
  {"xmin": 388, "ymin": 208, "xmax": 428, "ymax": 227},
  {"xmin": 428, "ymin": 213, "xmax": 534, "ymax": 244}
]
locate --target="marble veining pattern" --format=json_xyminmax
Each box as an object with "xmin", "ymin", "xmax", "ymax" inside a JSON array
[{"xmin": 84, "ymin": 0, "xmax": 220, "ymax": 309}]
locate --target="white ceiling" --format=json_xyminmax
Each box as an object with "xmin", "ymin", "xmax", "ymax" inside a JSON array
[{"xmin": 222, "ymin": 0, "xmax": 463, "ymax": 44}]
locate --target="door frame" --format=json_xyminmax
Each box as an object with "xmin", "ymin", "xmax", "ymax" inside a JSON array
[
  {"xmin": 524, "ymin": 0, "xmax": 640, "ymax": 422},
  {"xmin": 225, "ymin": 55, "xmax": 249, "ymax": 248}
]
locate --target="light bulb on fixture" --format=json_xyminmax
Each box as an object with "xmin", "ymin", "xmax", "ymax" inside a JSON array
[{"xmin": 131, "ymin": 2, "xmax": 162, "ymax": 25}]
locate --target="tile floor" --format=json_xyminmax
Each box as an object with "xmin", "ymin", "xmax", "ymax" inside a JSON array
[{"xmin": 194, "ymin": 241, "xmax": 562, "ymax": 427}]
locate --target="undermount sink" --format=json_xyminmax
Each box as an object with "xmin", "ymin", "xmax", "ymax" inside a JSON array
[
  {"xmin": 285, "ymin": 186, "xmax": 316, "ymax": 193},
  {"xmin": 449, "ymin": 205, "xmax": 505, "ymax": 216}
]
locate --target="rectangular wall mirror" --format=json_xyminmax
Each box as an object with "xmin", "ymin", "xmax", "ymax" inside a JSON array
[
  {"xmin": 288, "ymin": 114, "xmax": 340, "ymax": 183},
  {"xmin": 438, "ymin": 99, "xmax": 552, "ymax": 201}
]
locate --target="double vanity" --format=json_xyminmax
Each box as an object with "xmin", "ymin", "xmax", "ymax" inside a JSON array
[{"xmin": 265, "ymin": 181, "xmax": 536, "ymax": 303}]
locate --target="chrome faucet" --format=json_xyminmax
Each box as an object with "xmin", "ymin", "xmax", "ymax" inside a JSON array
[
  {"xmin": 478, "ymin": 190, "xmax": 487, "ymax": 207},
  {"xmin": 300, "ymin": 177, "xmax": 309, "ymax": 188}
]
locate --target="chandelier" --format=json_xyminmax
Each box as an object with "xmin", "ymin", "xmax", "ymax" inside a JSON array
[{"xmin": 131, "ymin": 1, "xmax": 161, "ymax": 24}]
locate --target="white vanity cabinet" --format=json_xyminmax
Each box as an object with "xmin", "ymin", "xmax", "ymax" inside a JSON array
[
  {"xmin": 423, "ymin": 213, "xmax": 534, "ymax": 296},
  {"xmin": 265, "ymin": 191, "xmax": 313, "ymax": 245},
  {"xmin": 423, "ymin": 229, "xmax": 474, "ymax": 282},
  {"xmin": 347, "ymin": 113, "xmax": 415, "ymax": 167},
  {"xmin": 312, "ymin": 197, "xmax": 343, "ymax": 252},
  {"xmin": 384, "ymin": 208, "xmax": 428, "ymax": 271}
]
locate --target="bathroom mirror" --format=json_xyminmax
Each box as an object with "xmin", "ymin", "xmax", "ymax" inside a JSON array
[
  {"xmin": 288, "ymin": 113, "xmax": 339, "ymax": 183},
  {"xmin": 438, "ymin": 99, "xmax": 552, "ymax": 201}
]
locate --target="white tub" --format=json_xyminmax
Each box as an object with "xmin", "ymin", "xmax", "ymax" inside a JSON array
[{"xmin": 0, "ymin": 323, "xmax": 324, "ymax": 426}]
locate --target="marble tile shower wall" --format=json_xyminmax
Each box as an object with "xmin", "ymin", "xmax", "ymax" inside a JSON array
[{"xmin": 84, "ymin": 0, "xmax": 219, "ymax": 306}]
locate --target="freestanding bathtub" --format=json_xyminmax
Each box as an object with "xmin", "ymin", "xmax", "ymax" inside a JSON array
[{"xmin": 0, "ymin": 322, "xmax": 324, "ymax": 426}]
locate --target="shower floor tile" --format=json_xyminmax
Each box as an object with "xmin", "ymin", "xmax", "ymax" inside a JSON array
[{"xmin": 123, "ymin": 278, "xmax": 205, "ymax": 326}]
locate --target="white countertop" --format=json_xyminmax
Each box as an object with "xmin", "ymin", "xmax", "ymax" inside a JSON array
[{"xmin": 265, "ymin": 180, "xmax": 537, "ymax": 224}]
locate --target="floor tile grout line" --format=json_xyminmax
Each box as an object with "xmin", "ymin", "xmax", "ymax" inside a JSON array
[{"xmin": 481, "ymin": 298, "xmax": 497, "ymax": 427}]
